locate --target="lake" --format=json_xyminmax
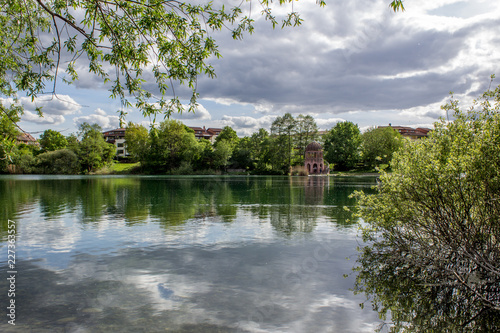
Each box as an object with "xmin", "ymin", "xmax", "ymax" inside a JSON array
[{"xmin": 0, "ymin": 175, "xmax": 381, "ymax": 332}]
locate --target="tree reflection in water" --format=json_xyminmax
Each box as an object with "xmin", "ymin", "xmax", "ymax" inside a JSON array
[
  {"xmin": 354, "ymin": 242, "xmax": 500, "ymax": 332},
  {"xmin": 0, "ymin": 175, "xmax": 376, "ymax": 239}
]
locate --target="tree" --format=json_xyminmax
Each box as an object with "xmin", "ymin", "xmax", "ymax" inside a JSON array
[
  {"xmin": 271, "ymin": 113, "xmax": 296, "ymax": 173},
  {"xmin": 354, "ymin": 86, "xmax": 500, "ymax": 331},
  {"xmin": 231, "ymin": 137, "xmax": 254, "ymax": 170},
  {"xmin": 192, "ymin": 138, "xmax": 214, "ymax": 171},
  {"xmin": 324, "ymin": 121, "xmax": 361, "ymax": 171},
  {"xmin": 124, "ymin": 122, "xmax": 149, "ymax": 162},
  {"xmin": 250, "ymin": 128, "xmax": 271, "ymax": 173},
  {"xmin": 214, "ymin": 126, "xmax": 239, "ymax": 149},
  {"xmin": 39, "ymin": 129, "xmax": 68, "ymax": 152},
  {"xmin": 0, "ymin": 1, "xmax": 325, "ymax": 122},
  {"xmin": 75, "ymin": 122, "xmax": 115, "ymax": 173},
  {"xmin": 212, "ymin": 140, "xmax": 232, "ymax": 171},
  {"xmin": 361, "ymin": 126, "xmax": 403, "ymax": 170},
  {"xmin": 0, "ymin": 105, "xmax": 23, "ymax": 172},
  {"xmin": 294, "ymin": 114, "xmax": 319, "ymax": 164},
  {"xmin": 145, "ymin": 119, "xmax": 199, "ymax": 171}
]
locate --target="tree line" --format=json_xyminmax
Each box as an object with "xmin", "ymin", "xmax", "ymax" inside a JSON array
[
  {"xmin": 125, "ymin": 113, "xmax": 404, "ymax": 174},
  {"xmin": 0, "ymin": 113, "xmax": 406, "ymax": 175}
]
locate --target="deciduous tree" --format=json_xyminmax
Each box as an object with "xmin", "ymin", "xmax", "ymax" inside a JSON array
[
  {"xmin": 75, "ymin": 122, "xmax": 115, "ymax": 173},
  {"xmin": 354, "ymin": 86, "xmax": 500, "ymax": 331},
  {"xmin": 271, "ymin": 113, "xmax": 296, "ymax": 173},
  {"xmin": 145, "ymin": 119, "xmax": 198, "ymax": 171},
  {"xmin": 215, "ymin": 126, "xmax": 239, "ymax": 150},
  {"xmin": 361, "ymin": 126, "xmax": 402, "ymax": 170},
  {"xmin": 39, "ymin": 129, "xmax": 68, "ymax": 152},
  {"xmin": 294, "ymin": 114, "xmax": 319, "ymax": 164},
  {"xmin": 124, "ymin": 122, "xmax": 149, "ymax": 162},
  {"xmin": 324, "ymin": 121, "xmax": 361, "ymax": 171}
]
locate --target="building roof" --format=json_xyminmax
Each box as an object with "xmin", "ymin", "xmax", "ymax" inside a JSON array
[
  {"xmin": 16, "ymin": 133, "xmax": 38, "ymax": 144},
  {"xmin": 379, "ymin": 125, "xmax": 431, "ymax": 138},
  {"xmin": 188, "ymin": 126, "xmax": 223, "ymax": 138},
  {"xmin": 305, "ymin": 141, "xmax": 322, "ymax": 151},
  {"xmin": 103, "ymin": 128, "xmax": 126, "ymax": 136}
]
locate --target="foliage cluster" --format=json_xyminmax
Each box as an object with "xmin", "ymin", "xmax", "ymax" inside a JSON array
[
  {"xmin": 354, "ymin": 86, "xmax": 500, "ymax": 331},
  {"xmin": 2, "ymin": 122, "xmax": 115, "ymax": 174},
  {"xmin": 323, "ymin": 121, "xmax": 403, "ymax": 172},
  {"xmin": 125, "ymin": 113, "xmax": 320, "ymax": 174}
]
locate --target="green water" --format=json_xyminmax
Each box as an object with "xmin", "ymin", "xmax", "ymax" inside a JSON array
[{"xmin": 0, "ymin": 175, "xmax": 380, "ymax": 332}]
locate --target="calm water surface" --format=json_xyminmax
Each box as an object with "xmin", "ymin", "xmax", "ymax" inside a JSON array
[{"xmin": 0, "ymin": 175, "xmax": 380, "ymax": 332}]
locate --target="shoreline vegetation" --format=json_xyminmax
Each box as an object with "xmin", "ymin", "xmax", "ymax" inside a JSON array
[
  {"xmin": 86, "ymin": 161, "xmax": 381, "ymax": 177},
  {"xmin": 2, "ymin": 114, "xmax": 404, "ymax": 177},
  {"xmin": 354, "ymin": 85, "xmax": 500, "ymax": 331}
]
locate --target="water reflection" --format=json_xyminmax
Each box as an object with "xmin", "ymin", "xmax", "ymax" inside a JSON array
[
  {"xmin": 1, "ymin": 242, "xmax": 377, "ymax": 332},
  {"xmin": 0, "ymin": 176, "xmax": 377, "ymax": 238},
  {"xmin": 0, "ymin": 175, "xmax": 379, "ymax": 332},
  {"xmin": 354, "ymin": 240, "xmax": 500, "ymax": 332}
]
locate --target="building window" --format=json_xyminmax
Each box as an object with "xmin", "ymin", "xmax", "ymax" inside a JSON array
[
  {"xmin": 117, "ymin": 143, "xmax": 124, "ymax": 147},
  {"xmin": 117, "ymin": 150, "xmax": 124, "ymax": 155}
]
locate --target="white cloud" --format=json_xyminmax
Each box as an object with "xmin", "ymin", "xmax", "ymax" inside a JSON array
[
  {"xmin": 315, "ymin": 118, "xmax": 346, "ymax": 131},
  {"xmin": 21, "ymin": 111, "xmax": 66, "ymax": 125},
  {"xmin": 1, "ymin": 95, "xmax": 81, "ymax": 126},
  {"xmin": 73, "ymin": 108, "xmax": 120, "ymax": 130},
  {"xmin": 221, "ymin": 115, "xmax": 277, "ymax": 136},
  {"xmin": 203, "ymin": 97, "xmax": 251, "ymax": 107},
  {"xmin": 171, "ymin": 104, "xmax": 212, "ymax": 120},
  {"xmin": 20, "ymin": 95, "xmax": 82, "ymax": 115}
]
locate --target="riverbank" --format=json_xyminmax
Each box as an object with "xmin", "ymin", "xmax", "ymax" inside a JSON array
[{"xmin": 92, "ymin": 162, "xmax": 380, "ymax": 177}]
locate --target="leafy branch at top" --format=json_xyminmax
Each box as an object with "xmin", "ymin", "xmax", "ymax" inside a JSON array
[{"xmin": 0, "ymin": 0, "xmax": 326, "ymax": 120}]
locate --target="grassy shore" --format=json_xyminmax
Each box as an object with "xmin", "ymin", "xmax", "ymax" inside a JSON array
[{"xmin": 92, "ymin": 162, "xmax": 141, "ymax": 175}]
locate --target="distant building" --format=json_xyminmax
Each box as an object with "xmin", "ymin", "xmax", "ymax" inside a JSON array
[
  {"xmin": 188, "ymin": 126, "xmax": 223, "ymax": 143},
  {"xmin": 16, "ymin": 133, "xmax": 39, "ymax": 146},
  {"xmin": 304, "ymin": 141, "xmax": 329, "ymax": 175},
  {"xmin": 103, "ymin": 128, "xmax": 128, "ymax": 158},
  {"xmin": 317, "ymin": 130, "xmax": 329, "ymax": 137},
  {"xmin": 379, "ymin": 125, "xmax": 431, "ymax": 140}
]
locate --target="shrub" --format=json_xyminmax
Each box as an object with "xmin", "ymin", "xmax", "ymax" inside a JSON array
[
  {"xmin": 36, "ymin": 149, "xmax": 79, "ymax": 174},
  {"xmin": 354, "ymin": 87, "xmax": 500, "ymax": 331}
]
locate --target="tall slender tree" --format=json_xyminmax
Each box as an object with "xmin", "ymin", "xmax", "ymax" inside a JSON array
[
  {"xmin": 271, "ymin": 113, "xmax": 296, "ymax": 173},
  {"xmin": 294, "ymin": 114, "xmax": 319, "ymax": 164}
]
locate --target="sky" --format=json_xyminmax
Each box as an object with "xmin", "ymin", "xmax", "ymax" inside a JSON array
[{"xmin": 14, "ymin": 0, "xmax": 500, "ymax": 137}]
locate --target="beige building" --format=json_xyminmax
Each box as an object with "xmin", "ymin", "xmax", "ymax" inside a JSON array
[{"xmin": 103, "ymin": 128, "xmax": 128, "ymax": 158}]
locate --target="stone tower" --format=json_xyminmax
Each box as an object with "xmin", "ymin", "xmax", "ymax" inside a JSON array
[{"xmin": 304, "ymin": 141, "xmax": 328, "ymax": 175}]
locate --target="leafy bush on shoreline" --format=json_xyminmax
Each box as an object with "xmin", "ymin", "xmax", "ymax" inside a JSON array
[{"xmin": 354, "ymin": 86, "xmax": 500, "ymax": 331}]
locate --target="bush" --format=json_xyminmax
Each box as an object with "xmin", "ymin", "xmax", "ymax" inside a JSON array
[
  {"xmin": 170, "ymin": 161, "xmax": 193, "ymax": 175},
  {"xmin": 36, "ymin": 149, "xmax": 79, "ymax": 174},
  {"xmin": 354, "ymin": 87, "xmax": 500, "ymax": 331},
  {"xmin": 12, "ymin": 154, "xmax": 36, "ymax": 173}
]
